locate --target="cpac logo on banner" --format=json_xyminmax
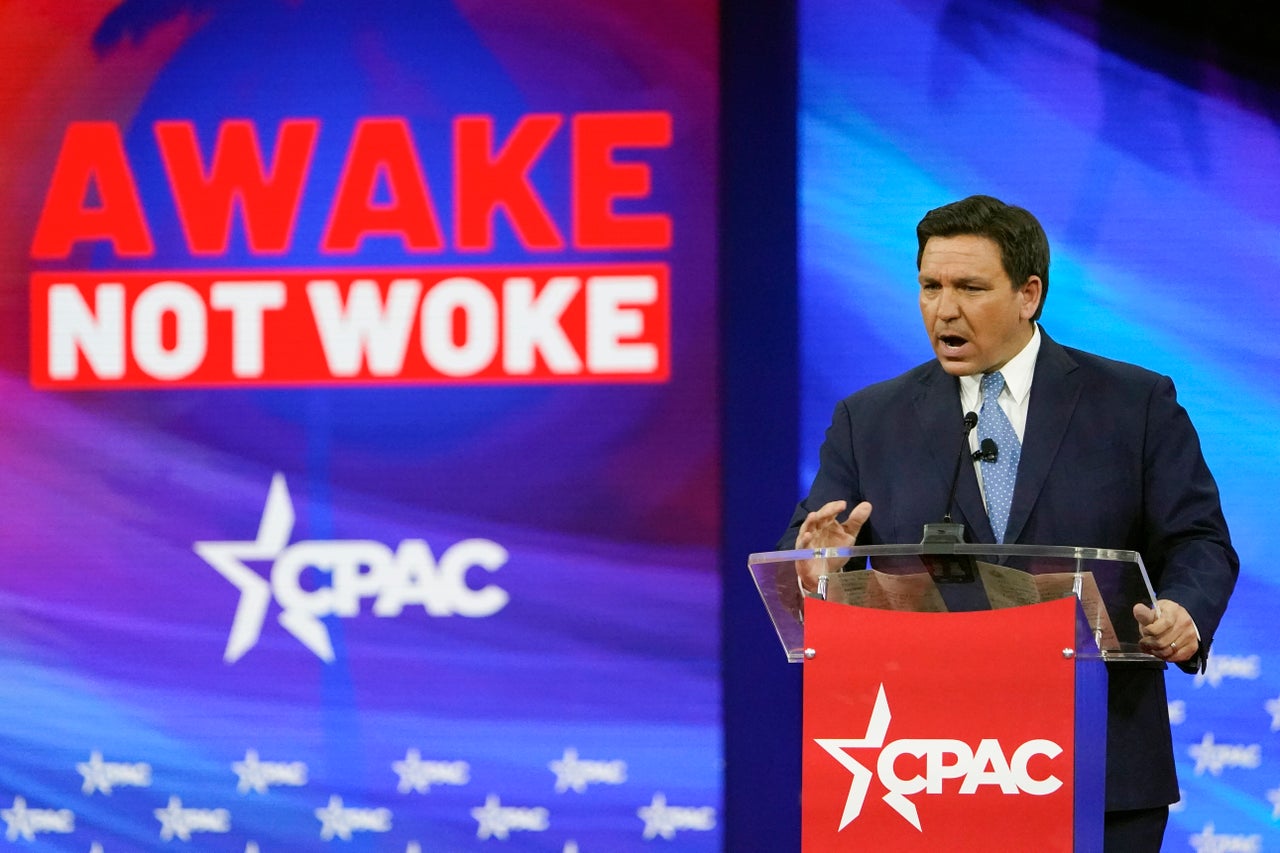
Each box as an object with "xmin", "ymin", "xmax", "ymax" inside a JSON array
[
  {"xmin": 637, "ymin": 793, "xmax": 717, "ymax": 841},
  {"xmin": 78, "ymin": 751, "xmax": 152, "ymax": 795},
  {"xmin": 550, "ymin": 748, "xmax": 627, "ymax": 793},
  {"xmin": 1194, "ymin": 653, "xmax": 1260, "ymax": 688},
  {"xmin": 1188, "ymin": 733, "xmax": 1261, "ymax": 777},
  {"xmin": 394, "ymin": 749, "xmax": 470, "ymax": 794},
  {"xmin": 471, "ymin": 795, "xmax": 549, "ymax": 841},
  {"xmin": 155, "ymin": 797, "xmax": 230, "ymax": 842},
  {"xmin": 195, "ymin": 473, "xmax": 508, "ymax": 662},
  {"xmin": 815, "ymin": 684, "xmax": 1063, "ymax": 832},
  {"xmin": 316, "ymin": 796, "xmax": 391, "ymax": 841},
  {"xmin": 31, "ymin": 114, "xmax": 672, "ymax": 387},
  {"xmin": 2, "ymin": 797, "xmax": 74, "ymax": 842},
  {"xmin": 234, "ymin": 750, "xmax": 308, "ymax": 794}
]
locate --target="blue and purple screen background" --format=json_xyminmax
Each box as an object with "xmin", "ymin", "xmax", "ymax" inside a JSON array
[
  {"xmin": 1, "ymin": 1, "xmax": 720, "ymax": 849},
  {"xmin": 800, "ymin": 0, "xmax": 1280, "ymax": 845}
]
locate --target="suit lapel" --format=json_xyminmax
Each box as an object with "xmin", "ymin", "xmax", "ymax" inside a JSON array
[
  {"xmin": 913, "ymin": 364, "xmax": 993, "ymax": 543},
  {"xmin": 1004, "ymin": 333, "xmax": 1082, "ymax": 544}
]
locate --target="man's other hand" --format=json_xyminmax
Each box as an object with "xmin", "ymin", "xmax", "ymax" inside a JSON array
[
  {"xmin": 795, "ymin": 500, "xmax": 873, "ymax": 592},
  {"xmin": 1134, "ymin": 598, "xmax": 1199, "ymax": 664}
]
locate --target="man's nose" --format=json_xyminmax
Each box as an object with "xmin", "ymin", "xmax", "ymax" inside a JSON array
[{"xmin": 936, "ymin": 286, "xmax": 960, "ymax": 319}]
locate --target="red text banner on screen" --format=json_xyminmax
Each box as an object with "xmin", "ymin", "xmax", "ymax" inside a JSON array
[
  {"xmin": 29, "ymin": 112, "xmax": 673, "ymax": 388},
  {"xmin": 31, "ymin": 266, "xmax": 669, "ymax": 387}
]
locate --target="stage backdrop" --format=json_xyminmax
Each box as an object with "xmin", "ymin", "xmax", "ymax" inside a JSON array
[
  {"xmin": 799, "ymin": 0, "xmax": 1278, "ymax": 848},
  {"xmin": 1, "ymin": 1, "xmax": 720, "ymax": 849}
]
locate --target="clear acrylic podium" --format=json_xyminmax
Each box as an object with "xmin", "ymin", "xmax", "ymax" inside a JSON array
[{"xmin": 748, "ymin": 544, "xmax": 1160, "ymax": 852}]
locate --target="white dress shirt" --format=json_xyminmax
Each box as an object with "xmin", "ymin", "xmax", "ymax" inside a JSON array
[{"xmin": 959, "ymin": 323, "xmax": 1041, "ymax": 500}]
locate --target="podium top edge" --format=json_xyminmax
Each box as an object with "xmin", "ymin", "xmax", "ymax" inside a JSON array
[{"xmin": 748, "ymin": 544, "xmax": 1143, "ymax": 564}]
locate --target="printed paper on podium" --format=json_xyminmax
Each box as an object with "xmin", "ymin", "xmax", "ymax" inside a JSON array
[
  {"xmin": 977, "ymin": 561, "xmax": 1118, "ymax": 650},
  {"xmin": 826, "ymin": 568, "xmax": 949, "ymax": 613}
]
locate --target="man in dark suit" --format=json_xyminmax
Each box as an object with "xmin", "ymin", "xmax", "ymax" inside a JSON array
[{"xmin": 780, "ymin": 195, "xmax": 1237, "ymax": 851}]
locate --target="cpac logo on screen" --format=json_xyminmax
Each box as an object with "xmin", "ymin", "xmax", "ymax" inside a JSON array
[
  {"xmin": 815, "ymin": 684, "xmax": 1063, "ymax": 832},
  {"xmin": 195, "ymin": 473, "xmax": 508, "ymax": 663}
]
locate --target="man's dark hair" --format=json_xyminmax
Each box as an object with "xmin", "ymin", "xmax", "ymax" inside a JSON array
[{"xmin": 916, "ymin": 195, "xmax": 1050, "ymax": 321}]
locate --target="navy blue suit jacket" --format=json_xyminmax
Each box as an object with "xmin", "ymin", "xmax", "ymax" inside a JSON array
[{"xmin": 780, "ymin": 330, "xmax": 1238, "ymax": 810}]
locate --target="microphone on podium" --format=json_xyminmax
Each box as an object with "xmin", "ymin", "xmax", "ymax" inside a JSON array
[
  {"xmin": 922, "ymin": 410, "xmax": 978, "ymax": 544},
  {"xmin": 921, "ymin": 410, "xmax": 981, "ymax": 582}
]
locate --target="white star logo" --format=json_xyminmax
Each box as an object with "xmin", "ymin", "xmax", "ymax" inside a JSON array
[
  {"xmin": 0, "ymin": 797, "xmax": 74, "ymax": 841},
  {"xmin": 232, "ymin": 748, "xmax": 307, "ymax": 794},
  {"xmin": 234, "ymin": 750, "xmax": 270, "ymax": 794},
  {"xmin": 471, "ymin": 794, "xmax": 509, "ymax": 840},
  {"xmin": 1265, "ymin": 695, "xmax": 1280, "ymax": 731},
  {"xmin": 154, "ymin": 796, "xmax": 190, "ymax": 841},
  {"xmin": 312, "ymin": 795, "xmax": 391, "ymax": 839},
  {"xmin": 1268, "ymin": 786, "xmax": 1280, "ymax": 819},
  {"xmin": 635, "ymin": 792, "xmax": 717, "ymax": 839},
  {"xmin": 76, "ymin": 750, "xmax": 151, "ymax": 795},
  {"xmin": 196, "ymin": 473, "xmax": 333, "ymax": 662},
  {"xmin": 77, "ymin": 751, "xmax": 115, "ymax": 795},
  {"xmin": 315, "ymin": 795, "xmax": 351, "ymax": 841},
  {"xmin": 550, "ymin": 747, "xmax": 588, "ymax": 793},
  {"xmin": 548, "ymin": 747, "xmax": 625, "ymax": 793},
  {"xmin": 2, "ymin": 797, "xmax": 35, "ymax": 842},
  {"xmin": 637, "ymin": 792, "xmax": 678, "ymax": 840},
  {"xmin": 392, "ymin": 749, "xmax": 469, "ymax": 793},
  {"xmin": 813, "ymin": 683, "xmax": 921, "ymax": 831},
  {"xmin": 394, "ymin": 749, "xmax": 431, "ymax": 793},
  {"xmin": 152, "ymin": 795, "xmax": 230, "ymax": 840}
]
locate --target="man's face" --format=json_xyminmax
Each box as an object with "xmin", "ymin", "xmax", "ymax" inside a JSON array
[{"xmin": 918, "ymin": 234, "xmax": 1042, "ymax": 376}]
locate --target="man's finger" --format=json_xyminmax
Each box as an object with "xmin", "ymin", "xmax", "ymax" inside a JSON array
[
  {"xmin": 841, "ymin": 501, "xmax": 873, "ymax": 533},
  {"xmin": 817, "ymin": 499, "xmax": 848, "ymax": 512},
  {"xmin": 1132, "ymin": 602, "xmax": 1157, "ymax": 626}
]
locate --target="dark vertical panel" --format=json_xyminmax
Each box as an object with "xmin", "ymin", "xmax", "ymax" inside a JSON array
[{"xmin": 720, "ymin": 1, "xmax": 801, "ymax": 849}]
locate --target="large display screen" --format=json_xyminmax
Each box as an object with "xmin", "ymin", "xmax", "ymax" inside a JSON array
[
  {"xmin": 2, "ymin": 1, "xmax": 721, "ymax": 849},
  {"xmin": 800, "ymin": 0, "xmax": 1277, "ymax": 846}
]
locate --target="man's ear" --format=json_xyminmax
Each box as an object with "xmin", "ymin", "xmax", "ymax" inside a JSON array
[{"xmin": 1019, "ymin": 276, "xmax": 1043, "ymax": 320}]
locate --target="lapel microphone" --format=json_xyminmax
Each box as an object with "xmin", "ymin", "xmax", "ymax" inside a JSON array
[{"xmin": 973, "ymin": 438, "xmax": 998, "ymax": 463}]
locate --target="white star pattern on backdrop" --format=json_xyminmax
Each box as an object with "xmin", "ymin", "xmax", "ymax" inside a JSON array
[
  {"xmin": 76, "ymin": 751, "xmax": 151, "ymax": 795},
  {"xmin": 471, "ymin": 795, "xmax": 510, "ymax": 840},
  {"xmin": 1265, "ymin": 695, "xmax": 1280, "ymax": 731},
  {"xmin": 978, "ymin": 372, "xmax": 1021, "ymax": 543}
]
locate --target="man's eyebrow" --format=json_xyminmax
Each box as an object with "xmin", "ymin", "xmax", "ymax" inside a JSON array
[{"xmin": 917, "ymin": 274, "xmax": 990, "ymax": 286}]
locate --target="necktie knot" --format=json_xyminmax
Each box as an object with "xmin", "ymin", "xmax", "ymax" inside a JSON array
[{"xmin": 981, "ymin": 371, "xmax": 1006, "ymax": 401}]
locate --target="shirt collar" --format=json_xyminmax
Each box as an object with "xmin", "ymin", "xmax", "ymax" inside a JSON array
[{"xmin": 959, "ymin": 324, "xmax": 1041, "ymax": 405}]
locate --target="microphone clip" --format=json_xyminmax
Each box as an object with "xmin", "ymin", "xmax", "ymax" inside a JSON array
[{"xmin": 972, "ymin": 438, "xmax": 998, "ymax": 463}]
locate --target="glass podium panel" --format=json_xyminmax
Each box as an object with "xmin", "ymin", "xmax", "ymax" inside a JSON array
[{"xmin": 748, "ymin": 544, "xmax": 1159, "ymax": 663}]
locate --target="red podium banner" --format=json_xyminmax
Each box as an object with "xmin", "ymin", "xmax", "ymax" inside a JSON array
[{"xmin": 802, "ymin": 596, "xmax": 1098, "ymax": 851}]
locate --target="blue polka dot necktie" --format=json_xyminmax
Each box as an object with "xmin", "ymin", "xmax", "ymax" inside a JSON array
[{"xmin": 978, "ymin": 371, "xmax": 1022, "ymax": 543}]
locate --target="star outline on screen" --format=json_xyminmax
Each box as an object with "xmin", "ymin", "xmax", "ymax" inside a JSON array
[{"xmin": 195, "ymin": 473, "xmax": 313, "ymax": 662}]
